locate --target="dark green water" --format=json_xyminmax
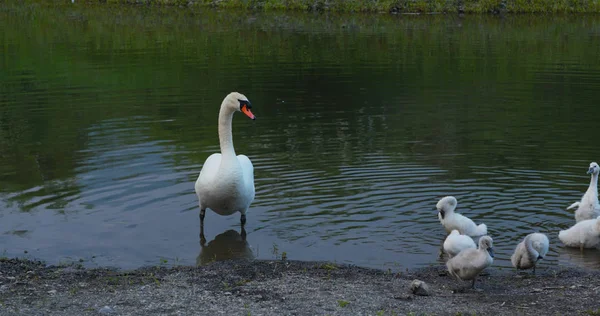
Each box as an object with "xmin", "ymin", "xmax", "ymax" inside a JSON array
[{"xmin": 1, "ymin": 1, "xmax": 600, "ymax": 270}]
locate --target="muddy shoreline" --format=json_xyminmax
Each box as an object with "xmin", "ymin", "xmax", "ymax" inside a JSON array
[{"xmin": 1, "ymin": 258, "xmax": 600, "ymax": 315}]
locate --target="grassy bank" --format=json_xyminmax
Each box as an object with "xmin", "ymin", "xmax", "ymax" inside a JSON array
[{"xmin": 96, "ymin": 0, "xmax": 600, "ymax": 14}]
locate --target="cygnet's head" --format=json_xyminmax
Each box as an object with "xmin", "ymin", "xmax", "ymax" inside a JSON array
[
  {"xmin": 449, "ymin": 229, "xmax": 460, "ymax": 236},
  {"xmin": 478, "ymin": 236, "xmax": 494, "ymax": 258},
  {"xmin": 223, "ymin": 92, "xmax": 256, "ymax": 120},
  {"xmin": 436, "ymin": 196, "xmax": 457, "ymax": 219},
  {"xmin": 587, "ymin": 162, "xmax": 599, "ymax": 175}
]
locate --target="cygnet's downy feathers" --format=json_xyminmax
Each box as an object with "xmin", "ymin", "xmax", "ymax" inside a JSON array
[
  {"xmin": 511, "ymin": 233, "xmax": 549, "ymax": 273},
  {"xmin": 437, "ymin": 196, "xmax": 487, "ymax": 236},
  {"xmin": 558, "ymin": 215, "xmax": 600, "ymax": 249},
  {"xmin": 443, "ymin": 229, "xmax": 477, "ymax": 258},
  {"xmin": 566, "ymin": 162, "xmax": 600, "ymax": 223},
  {"xmin": 446, "ymin": 235, "xmax": 494, "ymax": 289}
]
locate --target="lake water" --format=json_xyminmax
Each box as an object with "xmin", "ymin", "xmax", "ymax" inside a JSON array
[{"xmin": 1, "ymin": 2, "xmax": 600, "ymax": 271}]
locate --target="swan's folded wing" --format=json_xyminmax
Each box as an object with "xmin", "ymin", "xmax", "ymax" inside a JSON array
[
  {"xmin": 237, "ymin": 154, "xmax": 255, "ymax": 200},
  {"xmin": 197, "ymin": 154, "xmax": 222, "ymax": 185},
  {"xmin": 567, "ymin": 202, "xmax": 580, "ymax": 210}
]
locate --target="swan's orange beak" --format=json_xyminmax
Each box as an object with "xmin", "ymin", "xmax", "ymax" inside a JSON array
[{"xmin": 241, "ymin": 105, "xmax": 256, "ymax": 120}]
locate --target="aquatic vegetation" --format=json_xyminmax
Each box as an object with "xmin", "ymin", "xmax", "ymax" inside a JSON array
[{"xmin": 95, "ymin": 0, "xmax": 600, "ymax": 13}]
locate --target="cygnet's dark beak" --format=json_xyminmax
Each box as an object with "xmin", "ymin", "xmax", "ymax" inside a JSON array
[
  {"xmin": 587, "ymin": 168, "xmax": 594, "ymax": 175},
  {"xmin": 487, "ymin": 247, "xmax": 495, "ymax": 258},
  {"xmin": 439, "ymin": 209, "xmax": 445, "ymax": 219},
  {"xmin": 537, "ymin": 255, "xmax": 543, "ymax": 261}
]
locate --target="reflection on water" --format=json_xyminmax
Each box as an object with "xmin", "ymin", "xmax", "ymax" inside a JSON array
[
  {"xmin": 0, "ymin": 2, "xmax": 600, "ymax": 270},
  {"xmin": 557, "ymin": 247, "xmax": 600, "ymax": 270},
  {"xmin": 197, "ymin": 228, "xmax": 254, "ymax": 266}
]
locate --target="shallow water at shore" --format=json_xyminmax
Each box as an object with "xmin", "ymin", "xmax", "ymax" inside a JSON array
[{"xmin": 1, "ymin": 2, "xmax": 600, "ymax": 271}]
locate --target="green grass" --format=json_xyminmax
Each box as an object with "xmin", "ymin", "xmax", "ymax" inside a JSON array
[
  {"xmin": 94, "ymin": 0, "xmax": 600, "ymax": 13},
  {"xmin": 337, "ymin": 300, "xmax": 349, "ymax": 308}
]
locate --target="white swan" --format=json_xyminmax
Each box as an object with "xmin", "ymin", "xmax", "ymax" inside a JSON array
[
  {"xmin": 446, "ymin": 235, "xmax": 494, "ymax": 289},
  {"xmin": 437, "ymin": 196, "xmax": 488, "ymax": 236},
  {"xmin": 566, "ymin": 162, "xmax": 600, "ymax": 223},
  {"xmin": 510, "ymin": 233, "xmax": 549, "ymax": 274},
  {"xmin": 443, "ymin": 229, "xmax": 476, "ymax": 258},
  {"xmin": 195, "ymin": 92, "xmax": 256, "ymax": 229},
  {"xmin": 558, "ymin": 215, "xmax": 600, "ymax": 251}
]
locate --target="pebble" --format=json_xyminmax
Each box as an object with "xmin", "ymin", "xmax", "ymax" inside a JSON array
[
  {"xmin": 99, "ymin": 306, "xmax": 114, "ymax": 314},
  {"xmin": 410, "ymin": 279, "xmax": 431, "ymax": 296}
]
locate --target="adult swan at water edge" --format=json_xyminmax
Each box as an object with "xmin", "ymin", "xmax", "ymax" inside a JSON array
[{"xmin": 195, "ymin": 92, "xmax": 256, "ymax": 234}]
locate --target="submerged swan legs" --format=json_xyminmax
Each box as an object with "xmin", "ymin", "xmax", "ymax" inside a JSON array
[
  {"xmin": 200, "ymin": 209, "xmax": 206, "ymax": 224},
  {"xmin": 241, "ymin": 214, "xmax": 246, "ymax": 226}
]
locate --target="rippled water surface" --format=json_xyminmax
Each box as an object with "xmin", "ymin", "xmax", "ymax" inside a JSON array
[{"xmin": 1, "ymin": 2, "xmax": 600, "ymax": 271}]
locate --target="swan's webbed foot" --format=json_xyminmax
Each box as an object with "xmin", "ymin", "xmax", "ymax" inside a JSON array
[{"xmin": 241, "ymin": 214, "xmax": 246, "ymax": 226}]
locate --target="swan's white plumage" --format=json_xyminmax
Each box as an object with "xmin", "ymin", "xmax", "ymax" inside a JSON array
[
  {"xmin": 443, "ymin": 230, "xmax": 476, "ymax": 258},
  {"xmin": 567, "ymin": 162, "xmax": 600, "ymax": 223},
  {"xmin": 558, "ymin": 215, "xmax": 600, "ymax": 249},
  {"xmin": 195, "ymin": 92, "xmax": 255, "ymax": 219},
  {"xmin": 446, "ymin": 236, "xmax": 494, "ymax": 288},
  {"xmin": 511, "ymin": 233, "xmax": 549, "ymax": 271},
  {"xmin": 437, "ymin": 196, "xmax": 487, "ymax": 236}
]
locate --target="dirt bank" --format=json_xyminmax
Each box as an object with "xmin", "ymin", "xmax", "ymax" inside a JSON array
[{"xmin": 1, "ymin": 258, "xmax": 599, "ymax": 315}]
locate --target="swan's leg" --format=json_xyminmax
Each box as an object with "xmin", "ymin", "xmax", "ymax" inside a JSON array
[
  {"xmin": 471, "ymin": 278, "xmax": 477, "ymax": 289},
  {"xmin": 241, "ymin": 214, "xmax": 247, "ymax": 226},
  {"xmin": 200, "ymin": 225, "xmax": 206, "ymax": 246},
  {"xmin": 532, "ymin": 264, "xmax": 536, "ymax": 275},
  {"xmin": 199, "ymin": 208, "xmax": 206, "ymax": 242}
]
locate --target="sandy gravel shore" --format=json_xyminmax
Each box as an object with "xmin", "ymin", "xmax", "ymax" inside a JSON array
[{"xmin": 1, "ymin": 258, "xmax": 600, "ymax": 315}]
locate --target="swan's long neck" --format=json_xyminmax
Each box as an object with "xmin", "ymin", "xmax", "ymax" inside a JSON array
[
  {"xmin": 588, "ymin": 173, "xmax": 599, "ymax": 197},
  {"xmin": 524, "ymin": 235, "xmax": 539, "ymax": 260},
  {"xmin": 218, "ymin": 102, "xmax": 237, "ymax": 160}
]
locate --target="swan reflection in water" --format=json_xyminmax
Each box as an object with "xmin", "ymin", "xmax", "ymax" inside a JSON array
[
  {"xmin": 557, "ymin": 246, "xmax": 600, "ymax": 270},
  {"xmin": 196, "ymin": 228, "xmax": 254, "ymax": 266}
]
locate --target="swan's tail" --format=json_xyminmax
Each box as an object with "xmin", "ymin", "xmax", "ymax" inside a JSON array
[
  {"xmin": 567, "ymin": 202, "xmax": 580, "ymax": 211},
  {"xmin": 475, "ymin": 224, "xmax": 488, "ymax": 236}
]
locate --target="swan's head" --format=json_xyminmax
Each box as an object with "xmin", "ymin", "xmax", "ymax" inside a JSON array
[
  {"xmin": 436, "ymin": 196, "xmax": 457, "ymax": 219},
  {"xmin": 479, "ymin": 236, "xmax": 494, "ymax": 258},
  {"xmin": 587, "ymin": 162, "xmax": 599, "ymax": 175},
  {"xmin": 224, "ymin": 92, "xmax": 256, "ymax": 120}
]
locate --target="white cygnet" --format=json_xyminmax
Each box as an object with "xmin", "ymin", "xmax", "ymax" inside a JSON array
[
  {"xmin": 566, "ymin": 162, "xmax": 600, "ymax": 223},
  {"xmin": 443, "ymin": 229, "xmax": 476, "ymax": 258},
  {"xmin": 558, "ymin": 215, "xmax": 600, "ymax": 251},
  {"xmin": 511, "ymin": 233, "xmax": 549, "ymax": 274},
  {"xmin": 437, "ymin": 196, "xmax": 487, "ymax": 236},
  {"xmin": 446, "ymin": 235, "xmax": 494, "ymax": 289}
]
